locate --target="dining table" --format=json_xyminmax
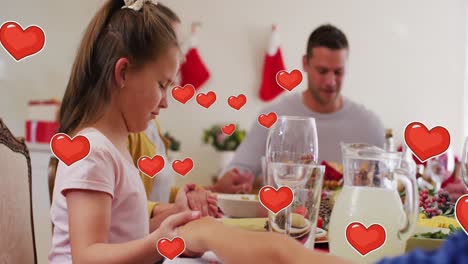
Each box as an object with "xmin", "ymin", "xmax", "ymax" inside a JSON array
[
  {"xmin": 162, "ymin": 216, "xmax": 330, "ymax": 264},
  {"xmin": 161, "ymin": 179, "xmax": 461, "ymax": 263}
]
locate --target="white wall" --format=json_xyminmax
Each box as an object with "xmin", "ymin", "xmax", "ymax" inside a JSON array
[
  {"xmin": 160, "ymin": 0, "xmax": 468, "ymax": 185},
  {"xmin": 465, "ymin": 1, "xmax": 468, "ymax": 144},
  {"xmin": 1, "ymin": 0, "xmax": 467, "ymax": 188}
]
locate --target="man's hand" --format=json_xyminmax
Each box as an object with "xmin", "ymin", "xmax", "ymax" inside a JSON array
[
  {"xmin": 443, "ymin": 163, "xmax": 468, "ymax": 201},
  {"xmin": 151, "ymin": 211, "xmax": 204, "ymax": 259},
  {"xmin": 152, "ymin": 210, "xmax": 201, "ymax": 243},
  {"xmin": 177, "ymin": 216, "xmax": 220, "ymax": 255},
  {"xmin": 211, "ymin": 168, "xmax": 255, "ymax": 194},
  {"xmin": 444, "ymin": 179, "xmax": 468, "ymax": 201}
]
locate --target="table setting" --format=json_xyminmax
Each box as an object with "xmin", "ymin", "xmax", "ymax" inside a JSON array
[{"xmin": 164, "ymin": 116, "xmax": 465, "ymax": 264}]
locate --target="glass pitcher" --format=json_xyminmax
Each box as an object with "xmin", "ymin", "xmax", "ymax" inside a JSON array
[
  {"xmin": 328, "ymin": 143, "xmax": 418, "ymax": 264},
  {"xmin": 460, "ymin": 137, "xmax": 468, "ymax": 189}
]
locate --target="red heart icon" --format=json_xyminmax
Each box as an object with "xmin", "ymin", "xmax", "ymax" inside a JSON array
[
  {"xmin": 196, "ymin": 91, "xmax": 216, "ymax": 108},
  {"xmin": 276, "ymin": 69, "xmax": 303, "ymax": 91},
  {"xmin": 455, "ymin": 194, "xmax": 468, "ymax": 234},
  {"xmin": 157, "ymin": 237, "xmax": 185, "ymax": 260},
  {"xmin": 258, "ymin": 186, "xmax": 294, "ymax": 214},
  {"xmin": 228, "ymin": 94, "xmax": 247, "ymax": 110},
  {"xmin": 258, "ymin": 112, "xmax": 278, "ymax": 128},
  {"xmin": 137, "ymin": 155, "xmax": 165, "ymax": 178},
  {"xmin": 222, "ymin": 124, "xmax": 236, "ymax": 136},
  {"xmin": 346, "ymin": 222, "xmax": 386, "ymax": 256},
  {"xmin": 172, "ymin": 84, "xmax": 195, "ymax": 104},
  {"xmin": 50, "ymin": 133, "xmax": 90, "ymax": 166},
  {"xmin": 404, "ymin": 122, "xmax": 450, "ymax": 162},
  {"xmin": 0, "ymin": 21, "xmax": 45, "ymax": 61},
  {"xmin": 172, "ymin": 158, "xmax": 194, "ymax": 176}
]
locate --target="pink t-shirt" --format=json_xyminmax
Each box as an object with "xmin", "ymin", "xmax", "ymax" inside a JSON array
[{"xmin": 48, "ymin": 128, "xmax": 149, "ymax": 263}]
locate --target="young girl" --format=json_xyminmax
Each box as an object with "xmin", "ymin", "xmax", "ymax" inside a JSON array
[
  {"xmin": 49, "ymin": 0, "xmax": 201, "ymax": 263},
  {"xmin": 124, "ymin": 4, "xmax": 222, "ymax": 233}
]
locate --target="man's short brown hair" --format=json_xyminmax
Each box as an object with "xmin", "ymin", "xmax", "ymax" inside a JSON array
[{"xmin": 306, "ymin": 24, "xmax": 348, "ymax": 59}]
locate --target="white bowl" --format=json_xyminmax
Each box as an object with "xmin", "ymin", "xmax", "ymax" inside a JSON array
[{"xmin": 217, "ymin": 194, "xmax": 267, "ymax": 218}]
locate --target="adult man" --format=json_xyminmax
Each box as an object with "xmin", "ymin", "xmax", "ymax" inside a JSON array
[{"xmin": 215, "ymin": 24, "xmax": 385, "ymax": 193}]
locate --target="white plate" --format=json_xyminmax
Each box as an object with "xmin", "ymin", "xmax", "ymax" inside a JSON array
[
  {"xmin": 315, "ymin": 228, "xmax": 327, "ymax": 238},
  {"xmin": 315, "ymin": 228, "xmax": 328, "ymax": 243},
  {"xmin": 218, "ymin": 194, "xmax": 259, "ymax": 201},
  {"xmin": 270, "ymin": 218, "xmax": 311, "ymax": 235},
  {"xmin": 270, "ymin": 219, "xmax": 327, "ymax": 238}
]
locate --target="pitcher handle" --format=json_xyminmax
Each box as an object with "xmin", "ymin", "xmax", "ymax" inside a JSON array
[
  {"xmin": 463, "ymin": 164, "xmax": 468, "ymax": 189},
  {"xmin": 394, "ymin": 168, "xmax": 419, "ymax": 241},
  {"xmin": 461, "ymin": 139, "xmax": 468, "ymax": 189}
]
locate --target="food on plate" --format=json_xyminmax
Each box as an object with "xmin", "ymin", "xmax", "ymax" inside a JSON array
[
  {"xmin": 319, "ymin": 195, "xmax": 332, "ymax": 230},
  {"xmin": 265, "ymin": 213, "xmax": 327, "ymax": 243},
  {"xmin": 292, "ymin": 213, "xmax": 308, "ymax": 228},
  {"xmin": 270, "ymin": 212, "xmax": 312, "ymax": 239},
  {"xmin": 419, "ymin": 189, "xmax": 454, "ymax": 219},
  {"xmin": 321, "ymin": 161, "xmax": 343, "ymax": 180},
  {"xmin": 323, "ymin": 179, "xmax": 343, "ymax": 190},
  {"xmin": 240, "ymin": 195, "xmax": 259, "ymax": 201},
  {"xmin": 327, "ymin": 162, "xmax": 343, "ymax": 174},
  {"xmin": 317, "ymin": 216, "xmax": 324, "ymax": 229},
  {"xmin": 414, "ymin": 230, "xmax": 448, "ymax": 240},
  {"xmin": 293, "ymin": 206, "xmax": 308, "ymax": 217},
  {"xmin": 413, "ymin": 224, "xmax": 462, "ymax": 240},
  {"xmin": 418, "ymin": 214, "xmax": 460, "ymax": 229}
]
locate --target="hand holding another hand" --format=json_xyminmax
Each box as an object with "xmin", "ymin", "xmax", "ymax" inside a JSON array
[{"xmin": 212, "ymin": 168, "xmax": 255, "ymax": 194}]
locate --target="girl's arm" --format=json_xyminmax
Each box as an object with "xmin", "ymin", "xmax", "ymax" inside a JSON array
[
  {"xmin": 66, "ymin": 189, "xmax": 199, "ymax": 264},
  {"xmin": 179, "ymin": 217, "xmax": 354, "ymax": 264}
]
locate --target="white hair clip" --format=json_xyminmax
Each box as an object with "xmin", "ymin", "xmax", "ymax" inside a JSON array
[{"xmin": 122, "ymin": 0, "xmax": 158, "ymax": 11}]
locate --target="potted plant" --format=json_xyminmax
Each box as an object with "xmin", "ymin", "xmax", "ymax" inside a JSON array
[
  {"xmin": 202, "ymin": 124, "xmax": 246, "ymax": 169},
  {"xmin": 163, "ymin": 132, "xmax": 181, "ymax": 162}
]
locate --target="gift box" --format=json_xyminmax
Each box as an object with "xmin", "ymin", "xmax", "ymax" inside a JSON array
[
  {"xmin": 25, "ymin": 120, "xmax": 59, "ymax": 143},
  {"xmin": 25, "ymin": 99, "xmax": 60, "ymax": 143}
]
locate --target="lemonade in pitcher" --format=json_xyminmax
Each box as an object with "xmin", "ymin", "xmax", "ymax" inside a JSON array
[
  {"xmin": 329, "ymin": 186, "xmax": 406, "ymax": 263},
  {"xmin": 328, "ymin": 144, "xmax": 418, "ymax": 264}
]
